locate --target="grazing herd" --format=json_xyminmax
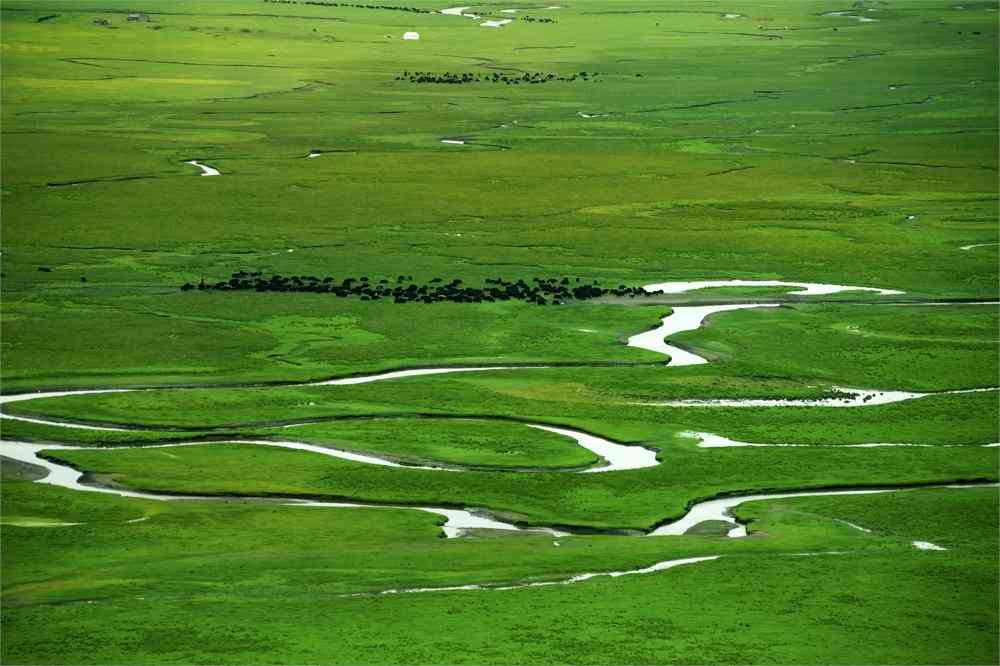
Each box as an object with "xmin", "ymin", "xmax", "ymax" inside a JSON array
[
  {"xmin": 182, "ymin": 272, "xmax": 655, "ymax": 305},
  {"xmin": 396, "ymin": 70, "xmax": 601, "ymax": 85},
  {"xmin": 520, "ymin": 16, "xmax": 557, "ymax": 23},
  {"xmin": 263, "ymin": 0, "xmax": 432, "ymax": 12}
]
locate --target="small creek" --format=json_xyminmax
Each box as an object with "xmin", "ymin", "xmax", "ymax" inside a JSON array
[
  {"xmin": 186, "ymin": 160, "xmax": 220, "ymax": 176},
  {"xmin": 649, "ymin": 482, "xmax": 995, "ymax": 537},
  {"xmin": 684, "ymin": 431, "xmax": 999, "ymax": 448}
]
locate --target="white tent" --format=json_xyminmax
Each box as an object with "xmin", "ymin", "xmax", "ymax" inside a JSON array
[{"xmin": 402, "ymin": 31, "xmax": 420, "ymax": 40}]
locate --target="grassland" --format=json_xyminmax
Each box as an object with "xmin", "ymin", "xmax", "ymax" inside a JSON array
[
  {"xmin": 2, "ymin": 477, "xmax": 996, "ymax": 664},
  {"xmin": 2, "ymin": 0, "xmax": 998, "ymax": 391},
  {"xmin": 1, "ymin": 0, "xmax": 998, "ymax": 664}
]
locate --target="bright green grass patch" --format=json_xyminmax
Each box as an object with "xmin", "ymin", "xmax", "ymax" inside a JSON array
[
  {"xmin": 1, "ymin": 480, "xmax": 995, "ymax": 664},
  {"xmin": 257, "ymin": 418, "xmax": 599, "ymax": 469},
  {"xmin": 0, "ymin": 296, "xmax": 666, "ymax": 391},
  {"xmin": 0, "ymin": 419, "xmax": 215, "ymax": 446}
]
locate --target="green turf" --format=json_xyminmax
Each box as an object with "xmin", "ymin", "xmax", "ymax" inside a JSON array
[
  {"xmin": 1, "ymin": 480, "xmax": 995, "ymax": 664},
  {"xmin": 256, "ymin": 417, "xmax": 601, "ymax": 468}
]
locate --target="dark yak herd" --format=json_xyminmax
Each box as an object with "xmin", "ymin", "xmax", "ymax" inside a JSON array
[
  {"xmin": 396, "ymin": 70, "xmax": 601, "ymax": 85},
  {"xmin": 263, "ymin": 0, "xmax": 431, "ymax": 12},
  {"xmin": 182, "ymin": 272, "xmax": 655, "ymax": 306},
  {"xmin": 520, "ymin": 16, "xmax": 556, "ymax": 23}
]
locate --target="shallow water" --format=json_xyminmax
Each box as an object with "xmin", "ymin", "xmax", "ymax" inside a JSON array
[
  {"xmin": 835, "ymin": 519, "xmax": 872, "ymax": 533},
  {"xmin": 353, "ymin": 555, "xmax": 720, "ymax": 596},
  {"xmin": 527, "ymin": 424, "xmax": 658, "ymax": 472},
  {"xmin": 311, "ymin": 365, "xmax": 541, "ymax": 385},
  {"xmin": 186, "ymin": 160, "xmax": 220, "ymax": 176},
  {"xmin": 440, "ymin": 6, "xmax": 478, "ymax": 18},
  {"xmin": 822, "ymin": 11, "xmax": 878, "ymax": 22},
  {"xmin": 627, "ymin": 304, "xmax": 779, "ymax": 366},
  {"xmin": 684, "ymin": 430, "xmax": 997, "ymax": 448},
  {"xmin": 649, "ymin": 484, "xmax": 993, "ymax": 537},
  {"xmin": 287, "ymin": 501, "xmax": 564, "ymax": 538},
  {"xmin": 481, "ymin": 19, "xmax": 512, "ymax": 27},
  {"xmin": 642, "ymin": 279, "xmax": 903, "ymax": 296}
]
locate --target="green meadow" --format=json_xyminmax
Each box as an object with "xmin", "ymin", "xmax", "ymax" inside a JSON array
[{"xmin": 1, "ymin": 0, "xmax": 997, "ymax": 664}]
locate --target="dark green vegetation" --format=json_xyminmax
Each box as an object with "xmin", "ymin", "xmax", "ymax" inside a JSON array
[{"xmin": 2, "ymin": 0, "xmax": 998, "ymax": 664}]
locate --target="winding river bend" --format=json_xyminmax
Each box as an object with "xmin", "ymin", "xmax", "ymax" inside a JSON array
[
  {"xmin": 2, "ymin": 279, "xmax": 995, "ymax": 587},
  {"xmin": 3, "ymin": 440, "xmax": 991, "ymax": 542},
  {"xmin": 186, "ymin": 160, "xmax": 220, "ymax": 176}
]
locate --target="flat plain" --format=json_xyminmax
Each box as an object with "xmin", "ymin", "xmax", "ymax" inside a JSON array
[{"xmin": 1, "ymin": 1, "xmax": 998, "ymax": 664}]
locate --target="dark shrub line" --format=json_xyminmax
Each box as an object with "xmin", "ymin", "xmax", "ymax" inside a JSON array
[{"xmin": 182, "ymin": 272, "xmax": 656, "ymax": 305}]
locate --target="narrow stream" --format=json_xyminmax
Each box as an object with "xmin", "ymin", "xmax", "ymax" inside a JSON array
[
  {"xmin": 684, "ymin": 431, "xmax": 999, "ymax": 448},
  {"xmin": 649, "ymin": 482, "xmax": 995, "ymax": 537},
  {"xmin": 186, "ymin": 160, "xmax": 220, "ymax": 176}
]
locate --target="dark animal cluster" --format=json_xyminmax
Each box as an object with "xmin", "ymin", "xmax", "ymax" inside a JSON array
[
  {"xmin": 263, "ymin": 0, "xmax": 431, "ymax": 12},
  {"xmin": 182, "ymin": 273, "xmax": 654, "ymax": 305},
  {"xmin": 520, "ymin": 16, "xmax": 556, "ymax": 23},
  {"xmin": 395, "ymin": 70, "xmax": 600, "ymax": 85}
]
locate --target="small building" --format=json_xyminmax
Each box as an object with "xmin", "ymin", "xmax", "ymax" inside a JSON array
[
  {"xmin": 127, "ymin": 12, "xmax": 149, "ymax": 22},
  {"xmin": 402, "ymin": 31, "xmax": 420, "ymax": 40}
]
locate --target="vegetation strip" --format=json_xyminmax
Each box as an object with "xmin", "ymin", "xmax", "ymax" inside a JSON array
[{"xmin": 342, "ymin": 556, "xmax": 722, "ymax": 596}]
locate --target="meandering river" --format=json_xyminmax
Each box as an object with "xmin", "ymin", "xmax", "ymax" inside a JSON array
[{"xmin": 1, "ymin": 279, "xmax": 995, "ymax": 588}]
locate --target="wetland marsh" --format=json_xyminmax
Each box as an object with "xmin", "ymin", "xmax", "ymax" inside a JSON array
[{"xmin": 1, "ymin": 1, "xmax": 997, "ymax": 664}]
